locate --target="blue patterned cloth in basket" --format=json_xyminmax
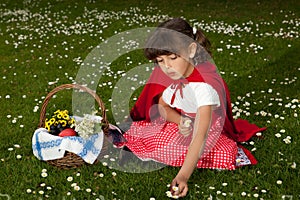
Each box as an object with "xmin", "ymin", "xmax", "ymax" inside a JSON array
[{"xmin": 32, "ymin": 128, "xmax": 104, "ymax": 164}]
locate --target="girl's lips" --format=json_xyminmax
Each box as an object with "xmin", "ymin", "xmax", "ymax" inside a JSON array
[{"xmin": 167, "ymin": 72, "xmax": 176, "ymax": 76}]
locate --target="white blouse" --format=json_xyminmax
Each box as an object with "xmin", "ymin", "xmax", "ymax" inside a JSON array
[{"xmin": 162, "ymin": 82, "xmax": 220, "ymax": 114}]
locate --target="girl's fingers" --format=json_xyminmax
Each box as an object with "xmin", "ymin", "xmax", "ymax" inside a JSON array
[
  {"xmin": 171, "ymin": 178, "xmax": 178, "ymax": 185},
  {"xmin": 181, "ymin": 130, "xmax": 190, "ymax": 136},
  {"xmin": 170, "ymin": 180, "xmax": 178, "ymax": 193},
  {"xmin": 176, "ymin": 183, "xmax": 188, "ymax": 197},
  {"xmin": 178, "ymin": 185, "xmax": 188, "ymax": 197},
  {"xmin": 179, "ymin": 126, "xmax": 191, "ymax": 136}
]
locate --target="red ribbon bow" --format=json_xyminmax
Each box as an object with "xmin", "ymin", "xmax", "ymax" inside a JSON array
[{"xmin": 170, "ymin": 78, "xmax": 189, "ymax": 105}]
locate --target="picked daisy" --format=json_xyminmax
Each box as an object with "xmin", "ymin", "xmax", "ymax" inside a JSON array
[{"xmin": 165, "ymin": 185, "xmax": 180, "ymax": 199}]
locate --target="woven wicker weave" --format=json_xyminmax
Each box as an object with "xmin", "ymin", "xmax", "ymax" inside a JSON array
[{"xmin": 38, "ymin": 84, "xmax": 109, "ymax": 169}]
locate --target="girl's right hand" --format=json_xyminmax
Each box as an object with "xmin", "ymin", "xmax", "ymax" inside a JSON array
[
  {"xmin": 178, "ymin": 117, "xmax": 192, "ymax": 137},
  {"xmin": 170, "ymin": 173, "xmax": 189, "ymax": 198}
]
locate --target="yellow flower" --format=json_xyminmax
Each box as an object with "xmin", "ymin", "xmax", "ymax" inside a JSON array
[
  {"xmin": 62, "ymin": 114, "xmax": 70, "ymax": 120},
  {"xmin": 44, "ymin": 109, "xmax": 75, "ymax": 131},
  {"xmin": 49, "ymin": 118, "xmax": 55, "ymax": 124},
  {"xmin": 62, "ymin": 110, "xmax": 69, "ymax": 115},
  {"xmin": 54, "ymin": 110, "xmax": 61, "ymax": 115},
  {"xmin": 45, "ymin": 124, "xmax": 50, "ymax": 131},
  {"xmin": 58, "ymin": 120, "xmax": 67, "ymax": 127},
  {"xmin": 57, "ymin": 113, "xmax": 62, "ymax": 119},
  {"xmin": 45, "ymin": 120, "xmax": 51, "ymax": 126},
  {"xmin": 69, "ymin": 118, "xmax": 75, "ymax": 125},
  {"xmin": 45, "ymin": 118, "xmax": 56, "ymax": 130}
]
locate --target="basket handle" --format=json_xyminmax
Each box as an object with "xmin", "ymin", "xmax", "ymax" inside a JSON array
[{"xmin": 38, "ymin": 83, "xmax": 109, "ymax": 134}]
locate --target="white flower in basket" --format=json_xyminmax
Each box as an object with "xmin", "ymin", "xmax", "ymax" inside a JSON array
[{"xmin": 74, "ymin": 111, "xmax": 103, "ymax": 139}]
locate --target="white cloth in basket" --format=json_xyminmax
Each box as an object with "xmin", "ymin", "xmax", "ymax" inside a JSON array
[{"xmin": 32, "ymin": 128, "xmax": 104, "ymax": 164}]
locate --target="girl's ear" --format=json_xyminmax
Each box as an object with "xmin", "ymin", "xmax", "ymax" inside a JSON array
[{"xmin": 188, "ymin": 42, "xmax": 197, "ymax": 58}]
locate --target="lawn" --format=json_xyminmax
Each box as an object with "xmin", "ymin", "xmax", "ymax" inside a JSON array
[{"xmin": 0, "ymin": 0, "xmax": 299, "ymax": 199}]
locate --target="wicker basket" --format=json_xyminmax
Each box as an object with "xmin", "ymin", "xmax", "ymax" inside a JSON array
[{"xmin": 38, "ymin": 83, "xmax": 109, "ymax": 169}]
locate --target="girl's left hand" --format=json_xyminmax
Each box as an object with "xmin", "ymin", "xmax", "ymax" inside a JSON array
[{"xmin": 170, "ymin": 174, "xmax": 189, "ymax": 198}]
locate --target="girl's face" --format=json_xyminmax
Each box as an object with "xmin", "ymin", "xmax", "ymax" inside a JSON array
[{"xmin": 156, "ymin": 54, "xmax": 194, "ymax": 80}]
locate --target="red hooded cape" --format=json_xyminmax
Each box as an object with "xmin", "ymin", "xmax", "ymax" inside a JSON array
[{"xmin": 129, "ymin": 61, "xmax": 266, "ymax": 164}]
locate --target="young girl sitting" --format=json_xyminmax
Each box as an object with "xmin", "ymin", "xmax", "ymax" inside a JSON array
[{"xmin": 120, "ymin": 17, "xmax": 266, "ymax": 197}]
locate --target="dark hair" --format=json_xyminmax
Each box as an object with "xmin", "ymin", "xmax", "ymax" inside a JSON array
[{"xmin": 144, "ymin": 18, "xmax": 212, "ymax": 64}]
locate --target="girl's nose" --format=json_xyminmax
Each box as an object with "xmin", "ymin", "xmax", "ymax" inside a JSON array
[{"xmin": 164, "ymin": 60, "xmax": 171, "ymax": 69}]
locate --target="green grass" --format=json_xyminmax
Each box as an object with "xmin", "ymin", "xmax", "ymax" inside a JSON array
[{"xmin": 0, "ymin": 0, "xmax": 299, "ymax": 199}]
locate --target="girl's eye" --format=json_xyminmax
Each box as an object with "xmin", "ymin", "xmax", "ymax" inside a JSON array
[
  {"xmin": 156, "ymin": 59, "xmax": 163, "ymax": 63},
  {"xmin": 170, "ymin": 55, "xmax": 177, "ymax": 60}
]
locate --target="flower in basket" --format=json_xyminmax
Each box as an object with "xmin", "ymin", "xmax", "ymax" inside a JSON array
[
  {"xmin": 74, "ymin": 110, "xmax": 103, "ymax": 139},
  {"xmin": 45, "ymin": 109, "xmax": 76, "ymax": 136}
]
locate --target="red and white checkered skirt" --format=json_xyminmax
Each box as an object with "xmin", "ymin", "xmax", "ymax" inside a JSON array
[{"xmin": 123, "ymin": 117, "xmax": 249, "ymax": 170}]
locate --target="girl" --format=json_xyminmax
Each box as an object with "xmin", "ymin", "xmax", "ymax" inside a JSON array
[{"xmin": 121, "ymin": 18, "xmax": 266, "ymax": 197}]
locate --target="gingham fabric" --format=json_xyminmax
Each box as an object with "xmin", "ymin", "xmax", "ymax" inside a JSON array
[{"xmin": 123, "ymin": 117, "xmax": 248, "ymax": 170}]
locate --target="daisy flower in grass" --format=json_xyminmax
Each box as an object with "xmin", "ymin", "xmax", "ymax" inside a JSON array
[{"xmin": 41, "ymin": 172, "xmax": 48, "ymax": 178}]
